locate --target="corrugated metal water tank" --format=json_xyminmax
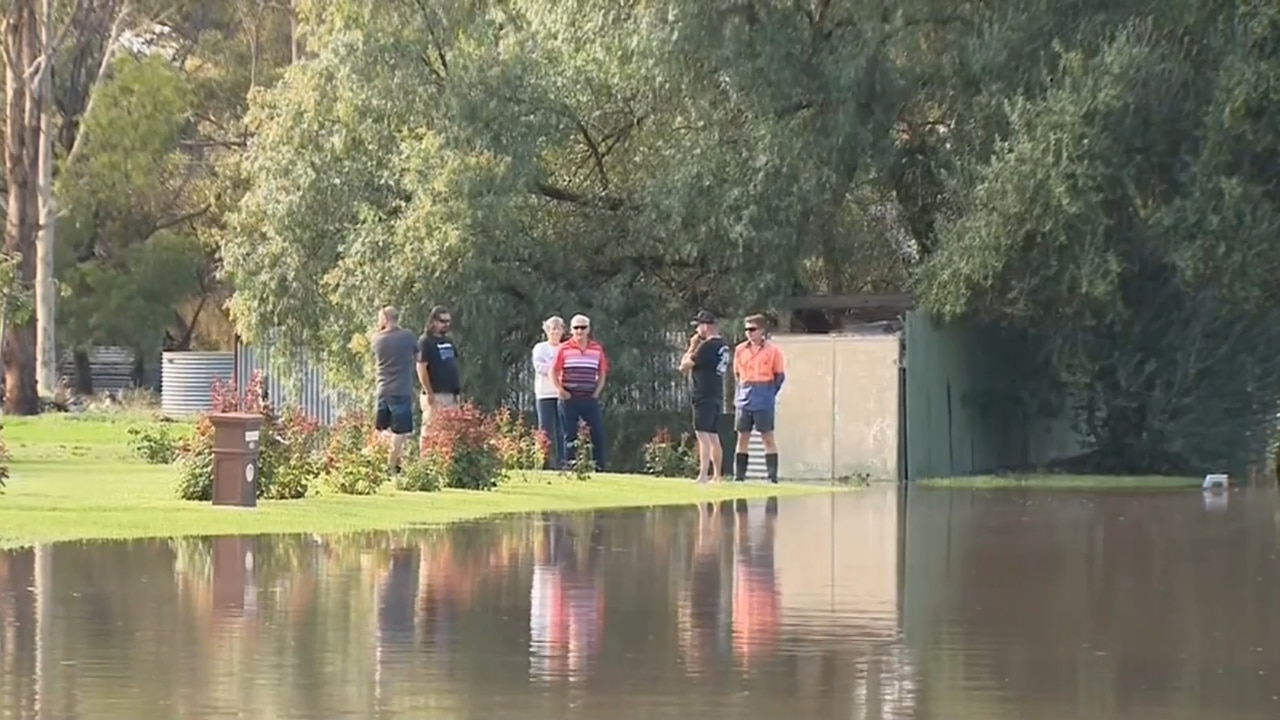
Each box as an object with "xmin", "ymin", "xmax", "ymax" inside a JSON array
[{"xmin": 161, "ymin": 351, "xmax": 234, "ymax": 417}]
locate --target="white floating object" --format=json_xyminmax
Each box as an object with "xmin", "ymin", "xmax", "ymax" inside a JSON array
[
  {"xmin": 1203, "ymin": 492, "xmax": 1229, "ymax": 512},
  {"xmin": 1202, "ymin": 473, "xmax": 1229, "ymax": 491}
]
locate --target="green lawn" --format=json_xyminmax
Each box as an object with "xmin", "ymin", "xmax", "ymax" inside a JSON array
[
  {"xmin": 917, "ymin": 473, "xmax": 1203, "ymax": 490},
  {"xmin": 0, "ymin": 412, "xmax": 840, "ymax": 548}
]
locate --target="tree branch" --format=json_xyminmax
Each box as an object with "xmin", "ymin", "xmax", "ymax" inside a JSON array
[
  {"xmin": 531, "ymin": 181, "xmax": 632, "ymax": 212},
  {"xmin": 576, "ymin": 120, "xmax": 609, "ymax": 191},
  {"xmin": 62, "ymin": 0, "xmax": 133, "ymax": 171}
]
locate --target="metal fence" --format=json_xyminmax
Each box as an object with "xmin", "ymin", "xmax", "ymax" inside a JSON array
[
  {"xmin": 235, "ymin": 329, "xmax": 698, "ymax": 424},
  {"xmin": 234, "ymin": 340, "xmax": 357, "ymax": 425},
  {"xmin": 502, "ymin": 332, "xmax": 693, "ymax": 413}
]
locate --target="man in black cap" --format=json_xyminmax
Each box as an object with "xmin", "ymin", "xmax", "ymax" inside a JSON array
[{"xmin": 679, "ymin": 310, "xmax": 730, "ymax": 482}]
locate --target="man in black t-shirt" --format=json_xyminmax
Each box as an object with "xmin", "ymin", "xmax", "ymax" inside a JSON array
[
  {"xmin": 416, "ymin": 305, "xmax": 462, "ymax": 437},
  {"xmin": 679, "ymin": 310, "xmax": 730, "ymax": 483}
]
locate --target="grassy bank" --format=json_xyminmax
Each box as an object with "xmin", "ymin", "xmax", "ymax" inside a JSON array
[
  {"xmin": 0, "ymin": 412, "xmax": 838, "ymax": 548},
  {"xmin": 917, "ymin": 474, "xmax": 1203, "ymax": 490}
]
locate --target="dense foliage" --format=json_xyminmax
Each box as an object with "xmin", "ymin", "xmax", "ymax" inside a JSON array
[
  {"xmin": 8, "ymin": 0, "xmax": 1280, "ymax": 474},
  {"xmin": 214, "ymin": 0, "xmax": 1280, "ymax": 474}
]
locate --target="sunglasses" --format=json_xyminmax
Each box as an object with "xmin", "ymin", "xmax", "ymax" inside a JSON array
[
  {"xmin": 745, "ymin": 326, "xmax": 760, "ymax": 333},
  {"xmin": 572, "ymin": 325, "xmax": 588, "ymax": 331}
]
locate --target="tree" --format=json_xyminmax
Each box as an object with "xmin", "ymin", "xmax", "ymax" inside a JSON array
[
  {"xmin": 915, "ymin": 5, "xmax": 1280, "ymax": 473},
  {"xmin": 5, "ymin": 0, "xmax": 42, "ymax": 414},
  {"xmin": 224, "ymin": 0, "xmax": 931, "ymax": 402},
  {"xmin": 45, "ymin": 0, "xmax": 295, "ymax": 391},
  {"xmin": 220, "ymin": 0, "xmax": 1280, "ymax": 472}
]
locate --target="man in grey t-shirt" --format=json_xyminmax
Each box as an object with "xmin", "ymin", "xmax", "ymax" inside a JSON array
[{"xmin": 372, "ymin": 306, "xmax": 419, "ymax": 473}]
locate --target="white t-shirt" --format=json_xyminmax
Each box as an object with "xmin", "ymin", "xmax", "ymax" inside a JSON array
[{"xmin": 532, "ymin": 341, "xmax": 560, "ymax": 399}]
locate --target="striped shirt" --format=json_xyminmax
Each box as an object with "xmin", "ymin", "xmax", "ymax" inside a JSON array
[{"xmin": 552, "ymin": 340, "xmax": 609, "ymax": 398}]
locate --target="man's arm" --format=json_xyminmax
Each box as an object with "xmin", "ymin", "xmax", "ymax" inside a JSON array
[
  {"xmin": 772, "ymin": 348, "xmax": 786, "ymax": 391},
  {"xmin": 417, "ymin": 337, "xmax": 433, "ymax": 399},
  {"xmin": 593, "ymin": 347, "xmax": 609, "ymax": 398},
  {"xmin": 679, "ymin": 336, "xmax": 702, "ymax": 373}
]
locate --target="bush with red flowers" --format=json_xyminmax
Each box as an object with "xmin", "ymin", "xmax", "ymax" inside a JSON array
[
  {"xmin": 420, "ymin": 402, "xmax": 510, "ymax": 490},
  {"xmin": 173, "ymin": 371, "xmax": 325, "ymax": 501},
  {"xmin": 320, "ymin": 409, "xmax": 392, "ymax": 495},
  {"xmin": 641, "ymin": 426, "xmax": 699, "ymax": 478},
  {"xmin": 489, "ymin": 406, "xmax": 548, "ymax": 472}
]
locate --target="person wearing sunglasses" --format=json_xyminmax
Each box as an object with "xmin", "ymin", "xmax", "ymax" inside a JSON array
[
  {"xmin": 550, "ymin": 314, "xmax": 609, "ymax": 470},
  {"xmin": 417, "ymin": 305, "xmax": 462, "ymax": 436},
  {"xmin": 732, "ymin": 314, "xmax": 786, "ymax": 483}
]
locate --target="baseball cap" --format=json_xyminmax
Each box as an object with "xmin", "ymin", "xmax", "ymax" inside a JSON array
[{"xmin": 690, "ymin": 310, "xmax": 717, "ymax": 326}]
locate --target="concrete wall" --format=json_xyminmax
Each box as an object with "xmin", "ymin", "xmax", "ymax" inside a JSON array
[{"xmin": 771, "ymin": 332, "xmax": 903, "ymax": 482}]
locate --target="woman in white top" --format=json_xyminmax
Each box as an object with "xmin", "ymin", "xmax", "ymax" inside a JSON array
[{"xmin": 532, "ymin": 316, "xmax": 567, "ymax": 468}]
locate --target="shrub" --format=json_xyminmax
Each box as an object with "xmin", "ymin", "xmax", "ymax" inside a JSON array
[
  {"xmin": 421, "ymin": 402, "xmax": 507, "ymax": 490},
  {"xmin": 258, "ymin": 408, "xmax": 325, "ymax": 500},
  {"xmin": 642, "ymin": 427, "xmax": 700, "ymax": 477},
  {"xmin": 174, "ymin": 416, "xmax": 215, "ymax": 501},
  {"xmin": 394, "ymin": 455, "xmax": 443, "ymax": 492},
  {"xmin": 127, "ymin": 423, "xmax": 181, "ymax": 464},
  {"xmin": 564, "ymin": 421, "xmax": 595, "ymax": 481},
  {"xmin": 490, "ymin": 406, "xmax": 547, "ymax": 471},
  {"xmin": 173, "ymin": 371, "xmax": 326, "ymax": 501},
  {"xmin": 0, "ymin": 427, "xmax": 10, "ymax": 490},
  {"xmin": 322, "ymin": 410, "xmax": 389, "ymax": 495}
]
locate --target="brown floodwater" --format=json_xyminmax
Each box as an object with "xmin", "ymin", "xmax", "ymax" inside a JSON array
[{"xmin": 1, "ymin": 486, "xmax": 1277, "ymax": 719}]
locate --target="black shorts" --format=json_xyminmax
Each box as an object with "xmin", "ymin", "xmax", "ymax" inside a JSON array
[
  {"xmin": 375, "ymin": 395, "xmax": 414, "ymax": 435},
  {"xmin": 692, "ymin": 402, "xmax": 720, "ymax": 433},
  {"xmin": 734, "ymin": 407, "xmax": 775, "ymax": 434}
]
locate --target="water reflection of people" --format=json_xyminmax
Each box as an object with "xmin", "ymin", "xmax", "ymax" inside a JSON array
[
  {"xmin": 530, "ymin": 519, "xmax": 570, "ymax": 681},
  {"xmin": 530, "ymin": 516, "xmax": 604, "ymax": 683},
  {"xmin": 679, "ymin": 501, "xmax": 736, "ymax": 671},
  {"xmin": 378, "ymin": 547, "xmax": 419, "ymax": 650},
  {"xmin": 732, "ymin": 497, "xmax": 780, "ymax": 666}
]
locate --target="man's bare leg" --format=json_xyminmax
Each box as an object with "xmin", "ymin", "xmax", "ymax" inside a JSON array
[
  {"xmin": 710, "ymin": 435, "xmax": 723, "ymax": 481},
  {"xmin": 389, "ymin": 432, "xmax": 408, "ymax": 473},
  {"xmin": 697, "ymin": 431, "xmax": 722, "ymax": 482},
  {"xmin": 694, "ymin": 437, "xmax": 709, "ymax": 483}
]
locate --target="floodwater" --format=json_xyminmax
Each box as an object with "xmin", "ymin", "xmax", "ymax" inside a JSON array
[{"xmin": 2, "ymin": 487, "xmax": 1278, "ymax": 719}]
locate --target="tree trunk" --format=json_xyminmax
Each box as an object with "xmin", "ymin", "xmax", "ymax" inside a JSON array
[
  {"xmin": 72, "ymin": 347, "xmax": 92, "ymax": 395},
  {"xmin": 34, "ymin": 0, "xmax": 56, "ymax": 397},
  {"xmin": 4, "ymin": 0, "xmax": 41, "ymax": 416}
]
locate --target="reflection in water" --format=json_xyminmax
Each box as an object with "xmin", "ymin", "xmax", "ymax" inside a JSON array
[{"xmin": 2, "ymin": 487, "xmax": 1278, "ymax": 719}]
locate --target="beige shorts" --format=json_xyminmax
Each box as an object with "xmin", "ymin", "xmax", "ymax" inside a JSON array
[{"xmin": 419, "ymin": 392, "xmax": 459, "ymax": 436}]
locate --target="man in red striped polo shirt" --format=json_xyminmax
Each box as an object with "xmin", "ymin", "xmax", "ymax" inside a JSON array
[{"xmin": 551, "ymin": 314, "xmax": 609, "ymax": 470}]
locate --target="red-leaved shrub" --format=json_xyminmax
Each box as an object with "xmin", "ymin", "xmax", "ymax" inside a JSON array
[
  {"xmin": 321, "ymin": 409, "xmax": 390, "ymax": 495},
  {"xmin": 420, "ymin": 402, "xmax": 507, "ymax": 490},
  {"xmin": 641, "ymin": 426, "xmax": 699, "ymax": 477},
  {"xmin": 489, "ymin": 407, "xmax": 548, "ymax": 471},
  {"xmin": 173, "ymin": 371, "xmax": 324, "ymax": 501}
]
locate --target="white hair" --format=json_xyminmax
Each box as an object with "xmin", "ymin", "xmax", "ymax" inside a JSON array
[
  {"xmin": 543, "ymin": 315, "xmax": 565, "ymax": 330},
  {"xmin": 570, "ymin": 313, "xmax": 591, "ymax": 328}
]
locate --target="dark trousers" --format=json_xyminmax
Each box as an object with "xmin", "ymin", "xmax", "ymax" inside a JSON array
[
  {"xmin": 535, "ymin": 397, "xmax": 563, "ymax": 468},
  {"xmin": 559, "ymin": 396, "xmax": 607, "ymax": 470}
]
